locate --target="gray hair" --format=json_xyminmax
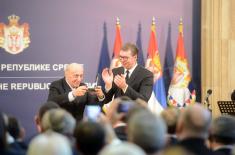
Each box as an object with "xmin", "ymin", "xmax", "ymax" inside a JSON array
[
  {"xmin": 99, "ymin": 142, "xmax": 146, "ymax": 155},
  {"xmin": 64, "ymin": 63, "xmax": 83, "ymax": 72},
  {"xmin": 41, "ymin": 109, "xmax": 76, "ymax": 136},
  {"xmin": 27, "ymin": 131, "xmax": 72, "ymax": 155},
  {"xmin": 211, "ymin": 115, "xmax": 235, "ymax": 144},
  {"xmin": 127, "ymin": 110, "xmax": 166, "ymax": 154},
  {"xmin": 181, "ymin": 104, "xmax": 211, "ymax": 138}
]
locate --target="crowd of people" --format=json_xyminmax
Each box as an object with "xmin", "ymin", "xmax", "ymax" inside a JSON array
[
  {"xmin": 1, "ymin": 43, "xmax": 235, "ymax": 155},
  {"xmin": 1, "ymin": 98, "xmax": 235, "ymax": 155}
]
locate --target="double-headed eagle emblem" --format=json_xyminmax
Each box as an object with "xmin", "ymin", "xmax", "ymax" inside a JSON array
[{"xmin": 0, "ymin": 14, "xmax": 30, "ymax": 54}]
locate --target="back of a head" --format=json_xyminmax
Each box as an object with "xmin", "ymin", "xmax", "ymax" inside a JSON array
[
  {"xmin": 38, "ymin": 101, "xmax": 59, "ymax": 120},
  {"xmin": 210, "ymin": 115, "xmax": 235, "ymax": 144},
  {"xmin": 127, "ymin": 110, "xmax": 166, "ymax": 154},
  {"xmin": 0, "ymin": 112, "xmax": 7, "ymax": 149},
  {"xmin": 27, "ymin": 131, "xmax": 72, "ymax": 155},
  {"xmin": 42, "ymin": 109, "xmax": 76, "ymax": 136},
  {"xmin": 177, "ymin": 104, "xmax": 211, "ymax": 139},
  {"xmin": 99, "ymin": 142, "xmax": 146, "ymax": 155},
  {"xmin": 161, "ymin": 107, "xmax": 180, "ymax": 134},
  {"xmin": 74, "ymin": 121, "xmax": 105, "ymax": 155},
  {"xmin": 7, "ymin": 116, "xmax": 21, "ymax": 139}
]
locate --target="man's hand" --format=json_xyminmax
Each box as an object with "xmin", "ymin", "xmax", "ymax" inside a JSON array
[
  {"xmin": 114, "ymin": 74, "xmax": 128, "ymax": 90},
  {"xmin": 95, "ymin": 86, "xmax": 104, "ymax": 99},
  {"xmin": 102, "ymin": 68, "xmax": 113, "ymax": 89},
  {"xmin": 72, "ymin": 85, "xmax": 87, "ymax": 97}
]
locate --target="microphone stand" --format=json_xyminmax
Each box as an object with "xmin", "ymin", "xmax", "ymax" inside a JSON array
[{"xmin": 204, "ymin": 97, "xmax": 212, "ymax": 112}]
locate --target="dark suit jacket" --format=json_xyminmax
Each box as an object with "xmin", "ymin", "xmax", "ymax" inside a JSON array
[
  {"xmin": 178, "ymin": 138, "xmax": 218, "ymax": 155},
  {"xmin": 114, "ymin": 125, "xmax": 127, "ymax": 141},
  {"xmin": 214, "ymin": 147, "xmax": 232, "ymax": 155},
  {"xmin": 47, "ymin": 78, "xmax": 102, "ymax": 121},
  {"xmin": 103, "ymin": 65, "xmax": 153, "ymax": 104}
]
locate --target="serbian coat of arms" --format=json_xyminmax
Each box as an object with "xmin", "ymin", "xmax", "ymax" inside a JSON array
[{"xmin": 0, "ymin": 14, "xmax": 30, "ymax": 54}]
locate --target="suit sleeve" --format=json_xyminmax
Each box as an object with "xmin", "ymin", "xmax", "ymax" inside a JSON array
[
  {"xmin": 102, "ymin": 84, "xmax": 117, "ymax": 104},
  {"xmin": 47, "ymin": 82, "xmax": 70, "ymax": 106},
  {"xmin": 124, "ymin": 71, "xmax": 153, "ymax": 102}
]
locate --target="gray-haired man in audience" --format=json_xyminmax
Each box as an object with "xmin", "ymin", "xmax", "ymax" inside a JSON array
[
  {"xmin": 176, "ymin": 104, "xmax": 215, "ymax": 155},
  {"xmin": 27, "ymin": 131, "xmax": 72, "ymax": 155},
  {"xmin": 127, "ymin": 110, "xmax": 166, "ymax": 154},
  {"xmin": 209, "ymin": 115, "xmax": 235, "ymax": 155}
]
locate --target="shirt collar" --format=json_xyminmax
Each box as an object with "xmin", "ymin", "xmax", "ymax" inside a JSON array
[
  {"xmin": 65, "ymin": 78, "xmax": 75, "ymax": 90},
  {"xmin": 125, "ymin": 63, "xmax": 137, "ymax": 77}
]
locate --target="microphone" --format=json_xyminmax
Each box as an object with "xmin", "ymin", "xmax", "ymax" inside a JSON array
[{"xmin": 204, "ymin": 89, "xmax": 212, "ymax": 110}]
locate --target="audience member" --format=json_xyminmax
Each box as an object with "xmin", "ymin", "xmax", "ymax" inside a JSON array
[
  {"xmin": 27, "ymin": 131, "xmax": 72, "ymax": 155},
  {"xmin": 176, "ymin": 104, "xmax": 215, "ymax": 155},
  {"xmin": 161, "ymin": 107, "xmax": 180, "ymax": 146},
  {"xmin": 209, "ymin": 115, "xmax": 235, "ymax": 155},
  {"xmin": 7, "ymin": 116, "xmax": 27, "ymax": 150},
  {"xmin": 106, "ymin": 96, "xmax": 134, "ymax": 141},
  {"xmin": 0, "ymin": 112, "xmax": 25, "ymax": 155},
  {"xmin": 99, "ymin": 142, "xmax": 146, "ymax": 155},
  {"xmin": 127, "ymin": 110, "xmax": 166, "ymax": 154},
  {"xmin": 41, "ymin": 109, "xmax": 76, "ymax": 145},
  {"xmin": 74, "ymin": 121, "xmax": 106, "ymax": 155},
  {"xmin": 34, "ymin": 101, "xmax": 59, "ymax": 133}
]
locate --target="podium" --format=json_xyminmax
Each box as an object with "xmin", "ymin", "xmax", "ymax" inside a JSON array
[{"xmin": 217, "ymin": 101, "xmax": 235, "ymax": 115}]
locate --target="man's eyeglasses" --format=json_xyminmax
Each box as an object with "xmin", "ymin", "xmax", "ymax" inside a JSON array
[{"xmin": 119, "ymin": 56, "xmax": 131, "ymax": 61}]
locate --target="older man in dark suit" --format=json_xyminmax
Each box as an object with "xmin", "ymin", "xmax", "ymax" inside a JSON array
[
  {"xmin": 102, "ymin": 43, "xmax": 153, "ymax": 104},
  {"xmin": 209, "ymin": 115, "xmax": 235, "ymax": 155},
  {"xmin": 48, "ymin": 63, "xmax": 104, "ymax": 121}
]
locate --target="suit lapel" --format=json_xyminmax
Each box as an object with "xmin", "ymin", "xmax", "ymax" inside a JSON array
[
  {"xmin": 62, "ymin": 78, "xmax": 72, "ymax": 93},
  {"xmin": 127, "ymin": 65, "xmax": 140, "ymax": 85}
]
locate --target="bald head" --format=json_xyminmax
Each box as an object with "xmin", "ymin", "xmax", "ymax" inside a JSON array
[
  {"xmin": 177, "ymin": 104, "xmax": 211, "ymax": 139},
  {"xmin": 64, "ymin": 63, "xmax": 84, "ymax": 88}
]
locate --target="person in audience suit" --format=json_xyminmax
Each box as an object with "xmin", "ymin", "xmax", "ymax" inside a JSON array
[
  {"xmin": 41, "ymin": 109, "xmax": 76, "ymax": 143},
  {"xmin": 7, "ymin": 116, "xmax": 27, "ymax": 150},
  {"xmin": 176, "ymin": 104, "xmax": 217, "ymax": 155},
  {"xmin": 0, "ymin": 112, "xmax": 25, "ymax": 155},
  {"xmin": 41, "ymin": 109, "xmax": 78, "ymax": 155},
  {"xmin": 102, "ymin": 43, "xmax": 153, "ymax": 104},
  {"xmin": 27, "ymin": 131, "xmax": 72, "ymax": 155},
  {"xmin": 48, "ymin": 63, "xmax": 105, "ymax": 121},
  {"xmin": 107, "ymin": 96, "xmax": 135, "ymax": 141},
  {"xmin": 209, "ymin": 115, "xmax": 235, "ymax": 155},
  {"xmin": 161, "ymin": 107, "xmax": 180, "ymax": 146},
  {"xmin": 74, "ymin": 121, "xmax": 106, "ymax": 155},
  {"xmin": 34, "ymin": 101, "xmax": 59, "ymax": 133},
  {"xmin": 24, "ymin": 101, "xmax": 60, "ymax": 146},
  {"xmin": 127, "ymin": 110, "xmax": 166, "ymax": 154}
]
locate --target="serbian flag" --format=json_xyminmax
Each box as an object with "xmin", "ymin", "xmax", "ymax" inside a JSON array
[
  {"xmin": 110, "ymin": 17, "xmax": 122, "ymax": 69},
  {"xmin": 103, "ymin": 18, "xmax": 122, "ymax": 112},
  {"xmin": 167, "ymin": 19, "xmax": 196, "ymax": 108},
  {"xmin": 146, "ymin": 17, "xmax": 167, "ymax": 114}
]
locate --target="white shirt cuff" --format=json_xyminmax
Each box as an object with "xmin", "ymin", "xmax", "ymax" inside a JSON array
[
  {"xmin": 122, "ymin": 85, "xmax": 128, "ymax": 93},
  {"xmin": 105, "ymin": 85, "xmax": 111, "ymax": 93},
  {"xmin": 68, "ymin": 91, "xmax": 76, "ymax": 102}
]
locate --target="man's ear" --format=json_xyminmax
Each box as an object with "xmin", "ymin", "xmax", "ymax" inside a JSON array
[
  {"xmin": 34, "ymin": 115, "xmax": 42, "ymax": 133},
  {"xmin": 134, "ymin": 54, "xmax": 137, "ymax": 60}
]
